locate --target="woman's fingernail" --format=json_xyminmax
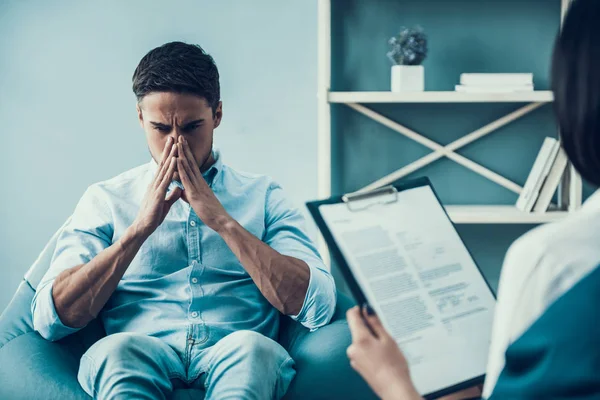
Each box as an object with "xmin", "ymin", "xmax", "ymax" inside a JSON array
[{"xmin": 363, "ymin": 304, "xmax": 375, "ymax": 316}]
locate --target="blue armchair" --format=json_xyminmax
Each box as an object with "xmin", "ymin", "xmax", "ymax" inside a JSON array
[{"xmin": 0, "ymin": 223, "xmax": 377, "ymax": 399}]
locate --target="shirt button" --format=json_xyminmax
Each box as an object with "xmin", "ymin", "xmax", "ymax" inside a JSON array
[
  {"xmin": 191, "ymin": 311, "xmax": 199, "ymax": 318},
  {"xmin": 191, "ymin": 278, "xmax": 198, "ymax": 284},
  {"xmin": 190, "ymin": 221, "xmax": 196, "ymax": 227}
]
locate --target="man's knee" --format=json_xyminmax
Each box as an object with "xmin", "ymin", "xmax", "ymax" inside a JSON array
[
  {"xmin": 78, "ymin": 333, "xmax": 148, "ymax": 391},
  {"xmin": 219, "ymin": 330, "xmax": 289, "ymax": 362},
  {"xmin": 83, "ymin": 332, "xmax": 146, "ymax": 363},
  {"xmin": 78, "ymin": 332, "xmax": 177, "ymax": 398},
  {"xmin": 208, "ymin": 331, "xmax": 296, "ymax": 399}
]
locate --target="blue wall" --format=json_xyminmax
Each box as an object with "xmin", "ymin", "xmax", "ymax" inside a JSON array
[
  {"xmin": 0, "ymin": 0, "xmax": 319, "ymax": 310},
  {"xmin": 329, "ymin": 0, "xmax": 595, "ymax": 292}
]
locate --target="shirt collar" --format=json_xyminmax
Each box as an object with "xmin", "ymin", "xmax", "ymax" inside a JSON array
[{"xmin": 148, "ymin": 149, "xmax": 222, "ymax": 189}]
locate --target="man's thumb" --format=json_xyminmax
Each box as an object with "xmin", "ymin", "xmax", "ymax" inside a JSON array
[{"xmin": 165, "ymin": 186, "xmax": 183, "ymax": 207}]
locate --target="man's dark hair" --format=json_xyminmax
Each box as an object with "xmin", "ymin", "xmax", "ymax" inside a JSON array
[
  {"xmin": 552, "ymin": 0, "xmax": 600, "ymax": 186},
  {"xmin": 132, "ymin": 41, "xmax": 220, "ymax": 114}
]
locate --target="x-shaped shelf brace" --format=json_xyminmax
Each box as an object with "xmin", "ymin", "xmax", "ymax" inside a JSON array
[{"xmin": 346, "ymin": 102, "xmax": 545, "ymax": 195}]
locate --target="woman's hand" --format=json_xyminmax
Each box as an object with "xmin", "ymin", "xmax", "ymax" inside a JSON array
[
  {"xmin": 347, "ymin": 306, "xmax": 483, "ymax": 400},
  {"xmin": 346, "ymin": 306, "xmax": 422, "ymax": 400}
]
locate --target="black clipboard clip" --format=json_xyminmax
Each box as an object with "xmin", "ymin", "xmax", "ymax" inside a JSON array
[{"xmin": 341, "ymin": 185, "xmax": 399, "ymax": 212}]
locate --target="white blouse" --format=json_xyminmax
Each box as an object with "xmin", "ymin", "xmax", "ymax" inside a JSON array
[{"xmin": 482, "ymin": 190, "xmax": 600, "ymax": 398}]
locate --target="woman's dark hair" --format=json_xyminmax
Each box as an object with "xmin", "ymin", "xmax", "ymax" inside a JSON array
[
  {"xmin": 132, "ymin": 41, "xmax": 220, "ymax": 115},
  {"xmin": 552, "ymin": 0, "xmax": 600, "ymax": 186}
]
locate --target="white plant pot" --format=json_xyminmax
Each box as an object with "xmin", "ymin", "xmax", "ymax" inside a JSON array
[{"xmin": 391, "ymin": 65, "xmax": 424, "ymax": 92}]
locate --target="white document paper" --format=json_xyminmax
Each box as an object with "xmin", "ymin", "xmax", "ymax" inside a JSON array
[{"xmin": 319, "ymin": 185, "xmax": 496, "ymax": 396}]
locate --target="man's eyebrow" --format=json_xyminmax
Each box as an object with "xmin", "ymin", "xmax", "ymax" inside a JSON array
[
  {"xmin": 149, "ymin": 119, "xmax": 204, "ymax": 129},
  {"xmin": 150, "ymin": 121, "xmax": 170, "ymax": 128},
  {"xmin": 181, "ymin": 119, "xmax": 204, "ymax": 128}
]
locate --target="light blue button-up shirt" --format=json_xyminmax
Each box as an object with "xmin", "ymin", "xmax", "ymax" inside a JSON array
[{"xmin": 32, "ymin": 150, "xmax": 336, "ymax": 355}]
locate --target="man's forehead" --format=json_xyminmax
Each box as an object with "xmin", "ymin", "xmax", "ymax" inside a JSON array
[{"xmin": 141, "ymin": 92, "xmax": 211, "ymax": 120}]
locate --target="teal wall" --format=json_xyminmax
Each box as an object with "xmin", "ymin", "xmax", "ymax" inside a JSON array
[
  {"xmin": 0, "ymin": 0, "xmax": 596, "ymax": 311},
  {"xmin": 330, "ymin": 0, "xmax": 595, "ymax": 292},
  {"xmin": 0, "ymin": 0, "xmax": 319, "ymax": 310}
]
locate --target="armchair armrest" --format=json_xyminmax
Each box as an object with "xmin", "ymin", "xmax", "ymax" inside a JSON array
[
  {"xmin": 0, "ymin": 332, "xmax": 89, "ymax": 400},
  {"xmin": 280, "ymin": 292, "xmax": 377, "ymax": 400},
  {"xmin": 0, "ymin": 281, "xmax": 35, "ymax": 349}
]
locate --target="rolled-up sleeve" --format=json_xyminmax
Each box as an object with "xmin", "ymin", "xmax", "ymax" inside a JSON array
[
  {"xmin": 32, "ymin": 185, "xmax": 113, "ymax": 341},
  {"xmin": 263, "ymin": 182, "xmax": 336, "ymax": 331},
  {"xmin": 32, "ymin": 283, "xmax": 81, "ymax": 341}
]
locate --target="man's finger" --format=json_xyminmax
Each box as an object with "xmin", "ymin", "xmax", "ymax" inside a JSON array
[
  {"xmin": 180, "ymin": 137, "xmax": 202, "ymax": 180},
  {"xmin": 160, "ymin": 137, "xmax": 173, "ymax": 164},
  {"xmin": 165, "ymin": 186, "xmax": 183, "ymax": 208},
  {"xmin": 177, "ymin": 139, "xmax": 196, "ymax": 180},
  {"xmin": 362, "ymin": 305, "xmax": 386, "ymax": 338},
  {"xmin": 346, "ymin": 306, "xmax": 374, "ymax": 343},
  {"xmin": 176, "ymin": 141, "xmax": 192, "ymax": 171},
  {"xmin": 155, "ymin": 142, "xmax": 176, "ymax": 188},
  {"xmin": 158, "ymin": 157, "xmax": 177, "ymax": 192},
  {"xmin": 177, "ymin": 142, "xmax": 198, "ymax": 183},
  {"xmin": 154, "ymin": 137, "xmax": 173, "ymax": 180},
  {"xmin": 177, "ymin": 158, "xmax": 193, "ymax": 190}
]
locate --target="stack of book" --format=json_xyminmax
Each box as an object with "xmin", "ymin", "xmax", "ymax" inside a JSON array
[
  {"xmin": 516, "ymin": 137, "xmax": 569, "ymax": 212},
  {"xmin": 456, "ymin": 73, "xmax": 534, "ymax": 93}
]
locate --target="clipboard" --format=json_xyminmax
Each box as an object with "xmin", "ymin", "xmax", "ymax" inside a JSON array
[{"xmin": 306, "ymin": 177, "xmax": 495, "ymax": 400}]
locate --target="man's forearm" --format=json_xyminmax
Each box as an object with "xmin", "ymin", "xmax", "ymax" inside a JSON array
[
  {"xmin": 215, "ymin": 218, "xmax": 310, "ymax": 315},
  {"xmin": 52, "ymin": 223, "xmax": 149, "ymax": 328}
]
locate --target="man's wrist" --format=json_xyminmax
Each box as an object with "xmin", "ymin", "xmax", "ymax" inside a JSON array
[
  {"xmin": 127, "ymin": 221, "xmax": 152, "ymax": 244},
  {"xmin": 211, "ymin": 213, "xmax": 237, "ymax": 234}
]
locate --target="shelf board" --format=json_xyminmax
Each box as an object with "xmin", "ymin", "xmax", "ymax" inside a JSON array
[
  {"xmin": 328, "ymin": 91, "xmax": 554, "ymax": 104},
  {"xmin": 445, "ymin": 205, "xmax": 568, "ymax": 224}
]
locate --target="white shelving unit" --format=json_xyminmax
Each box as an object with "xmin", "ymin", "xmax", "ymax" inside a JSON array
[
  {"xmin": 317, "ymin": 0, "xmax": 580, "ymax": 232},
  {"xmin": 445, "ymin": 206, "xmax": 569, "ymax": 224},
  {"xmin": 329, "ymin": 91, "xmax": 554, "ymax": 104}
]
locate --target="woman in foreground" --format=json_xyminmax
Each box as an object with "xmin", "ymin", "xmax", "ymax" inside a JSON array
[{"xmin": 347, "ymin": 0, "xmax": 600, "ymax": 398}]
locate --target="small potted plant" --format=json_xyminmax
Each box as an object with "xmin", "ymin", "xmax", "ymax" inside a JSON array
[{"xmin": 387, "ymin": 26, "xmax": 428, "ymax": 92}]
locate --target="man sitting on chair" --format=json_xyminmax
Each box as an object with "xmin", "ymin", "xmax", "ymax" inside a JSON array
[{"xmin": 31, "ymin": 41, "xmax": 336, "ymax": 400}]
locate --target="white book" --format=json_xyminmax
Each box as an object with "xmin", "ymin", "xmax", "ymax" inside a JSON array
[
  {"xmin": 533, "ymin": 147, "xmax": 568, "ymax": 212},
  {"xmin": 516, "ymin": 137, "xmax": 560, "ymax": 212},
  {"xmin": 524, "ymin": 140, "xmax": 561, "ymax": 212},
  {"xmin": 460, "ymin": 73, "xmax": 533, "ymax": 86},
  {"xmin": 455, "ymin": 84, "xmax": 534, "ymax": 93}
]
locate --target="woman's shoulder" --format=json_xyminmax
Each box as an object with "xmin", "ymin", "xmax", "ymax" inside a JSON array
[
  {"xmin": 483, "ymin": 205, "xmax": 600, "ymax": 397},
  {"xmin": 506, "ymin": 206, "xmax": 600, "ymax": 305}
]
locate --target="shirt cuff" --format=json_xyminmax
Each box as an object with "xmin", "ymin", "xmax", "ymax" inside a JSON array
[
  {"xmin": 32, "ymin": 282, "xmax": 81, "ymax": 341},
  {"xmin": 290, "ymin": 263, "xmax": 337, "ymax": 331}
]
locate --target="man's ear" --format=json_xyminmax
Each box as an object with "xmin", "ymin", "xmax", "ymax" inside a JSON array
[
  {"xmin": 213, "ymin": 101, "xmax": 223, "ymax": 129},
  {"xmin": 136, "ymin": 103, "xmax": 144, "ymax": 129}
]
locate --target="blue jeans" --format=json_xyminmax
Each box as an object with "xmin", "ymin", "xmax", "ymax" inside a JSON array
[{"xmin": 77, "ymin": 330, "xmax": 296, "ymax": 399}]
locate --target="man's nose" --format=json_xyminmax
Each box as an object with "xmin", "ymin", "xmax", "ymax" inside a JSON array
[
  {"xmin": 168, "ymin": 130, "xmax": 181, "ymax": 142},
  {"xmin": 168, "ymin": 132, "xmax": 180, "ymax": 154}
]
